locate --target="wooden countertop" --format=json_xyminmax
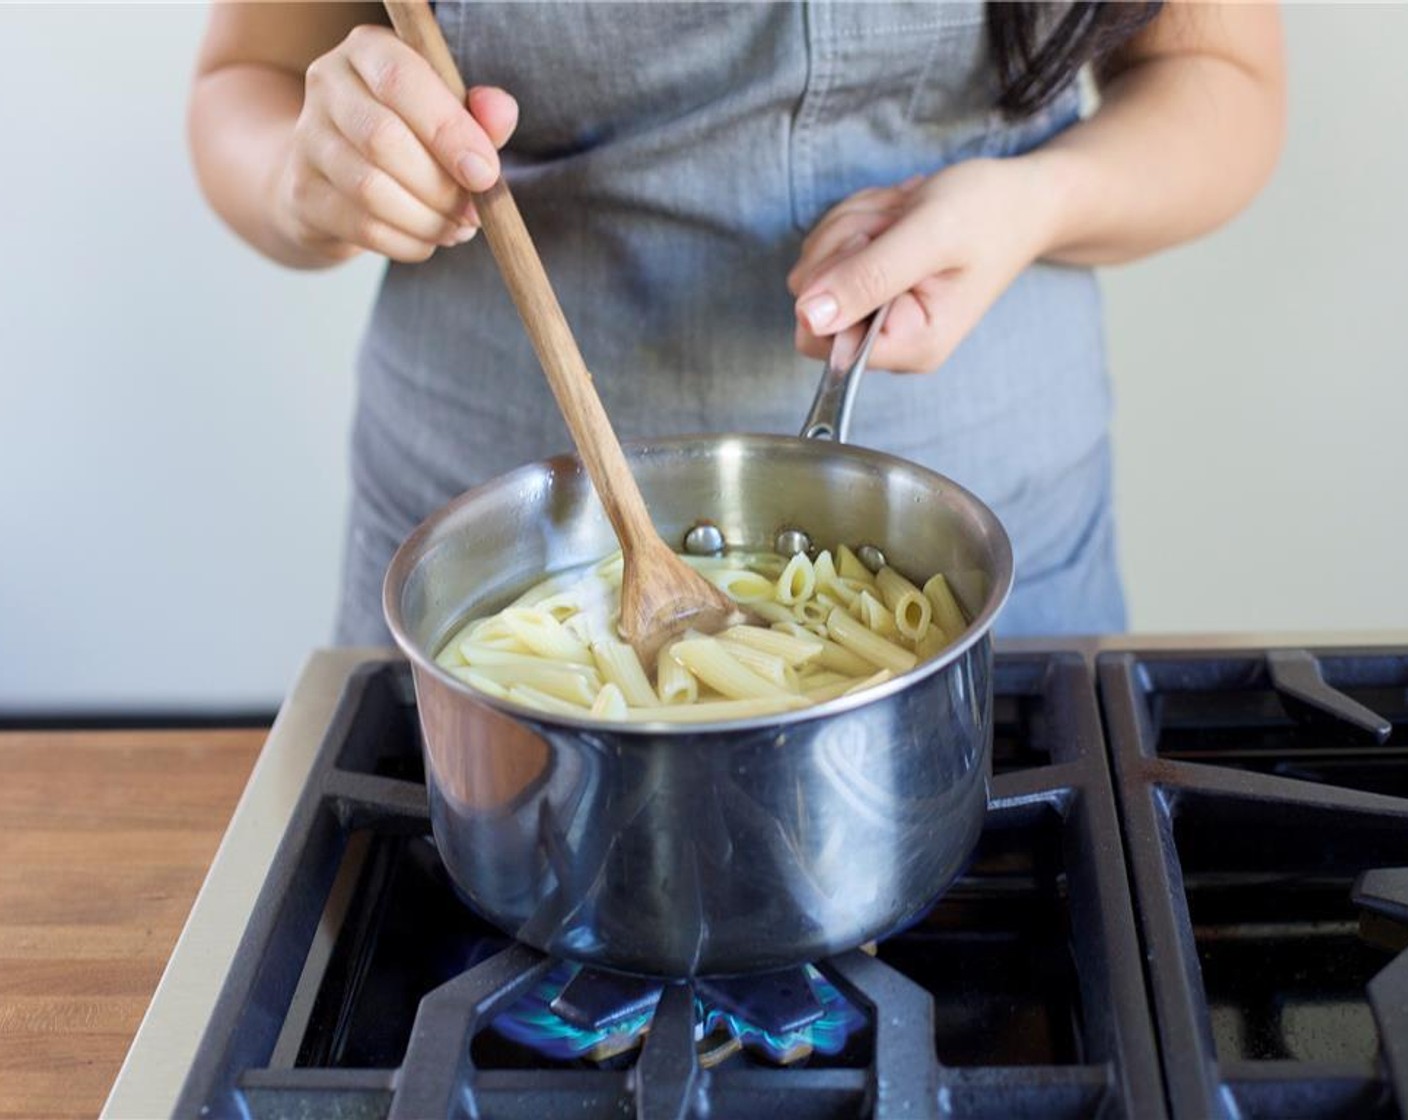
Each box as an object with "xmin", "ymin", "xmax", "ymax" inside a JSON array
[{"xmin": 0, "ymin": 727, "xmax": 265, "ymax": 1120}]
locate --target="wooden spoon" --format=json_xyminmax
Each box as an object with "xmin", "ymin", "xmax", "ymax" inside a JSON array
[{"xmin": 384, "ymin": 2, "xmax": 739, "ymax": 663}]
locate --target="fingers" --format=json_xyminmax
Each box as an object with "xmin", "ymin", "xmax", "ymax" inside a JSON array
[
  {"xmin": 793, "ymin": 204, "xmax": 944, "ymax": 339},
  {"xmin": 311, "ymin": 129, "xmax": 475, "ymax": 247},
  {"xmin": 869, "ymin": 290, "xmax": 947, "ymax": 371},
  {"xmin": 315, "ymin": 56, "xmax": 469, "ymax": 222},
  {"xmin": 787, "ymin": 210, "xmax": 896, "ymax": 297},
  {"xmin": 291, "ymin": 171, "xmax": 450, "ymax": 263},
  {"xmin": 341, "ymin": 25, "xmax": 516, "ymax": 194},
  {"xmin": 468, "ymin": 85, "xmax": 519, "ymax": 149},
  {"xmin": 286, "ymin": 24, "xmax": 521, "ymax": 263},
  {"xmin": 795, "ymin": 269, "xmax": 984, "ymax": 374}
]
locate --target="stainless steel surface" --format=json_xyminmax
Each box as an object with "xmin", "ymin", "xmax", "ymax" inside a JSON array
[
  {"xmin": 800, "ymin": 303, "xmax": 890, "ymax": 443},
  {"xmin": 101, "ymin": 633, "xmax": 1408, "ymax": 1116},
  {"xmin": 411, "ymin": 629, "xmax": 993, "ymax": 976},
  {"xmin": 774, "ymin": 527, "xmax": 812, "ymax": 556},
  {"xmin": 856, "ymin": 544, "xmax": 887, "ymax": 573},
  {"xmin": 682, "ymin": 521, "xmax": 726, "ymax": 556},
  {"xmin": 384, "ymin": 421, "xmax": 1014, "ymax": 975}
]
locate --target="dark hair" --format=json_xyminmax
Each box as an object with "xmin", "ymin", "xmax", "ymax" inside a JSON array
[{"xmin": 988, "ymin": 2, "xmax": 1164, "ymax": 117}]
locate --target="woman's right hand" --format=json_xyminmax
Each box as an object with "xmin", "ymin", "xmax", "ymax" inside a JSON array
[{"xmin": 272, "ymin": 24, "xmax": 519, "ymax": 266}]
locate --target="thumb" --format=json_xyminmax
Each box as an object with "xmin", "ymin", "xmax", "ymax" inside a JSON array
[{"xmin": 794, "ymin": 214, "xmax": 933, "ymax": 337}]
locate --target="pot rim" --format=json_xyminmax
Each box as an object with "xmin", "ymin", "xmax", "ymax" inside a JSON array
[{"xmin": 383, "ymin": 432, "xmax": 1014, "ymax": 735}]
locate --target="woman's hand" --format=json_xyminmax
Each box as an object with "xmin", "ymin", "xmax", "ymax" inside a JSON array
[
  {"xmin": 789, "ymin": 158, "xmax": 1060, "ymax": 372},
  {"xmin": 270, "ymin": 24, "xmax": 519, "ymax": 266}
]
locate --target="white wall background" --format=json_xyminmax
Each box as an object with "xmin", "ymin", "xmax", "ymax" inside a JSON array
[
  {"xmin": 2, "ymin": 4, "xmax": 1405, "ymax": 714},
  {"xmin": 1105, "ymin": 3, "xmax": 1408, "ymax": 636}
]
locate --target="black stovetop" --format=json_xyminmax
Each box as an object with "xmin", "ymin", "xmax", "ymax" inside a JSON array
[{"xmin": 175, "ymin": 647, "xmax": 1408, "ymax": 1119}]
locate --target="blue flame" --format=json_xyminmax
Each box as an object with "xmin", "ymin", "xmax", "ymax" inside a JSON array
[
  {"xmin": 489, "ymin": 963, "xmax": 866, "ymax": 1064},
  {"xmin": 699, "ymin": 968, "xmax": 866, "ymax": 1058},
  {"xmin": 489, "ymin": 962, "xmax": 655, "ymax": 1060}
]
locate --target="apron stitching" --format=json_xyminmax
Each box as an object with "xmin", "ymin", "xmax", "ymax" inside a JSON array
[
  {"xmin": 830, "ymin": 18, "xmax": 984, "ymax": 39},
  {"xmin": 791, "ymin": 0, "xmax": 838, "ymax": 232},
  {"xmin": 903, "ymin": 25, "xmax": 948, "ymax": 125}
]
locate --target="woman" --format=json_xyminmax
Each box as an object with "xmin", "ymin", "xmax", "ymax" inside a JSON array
[{"xmin": 189, "ymin": 1, "xmax": 1284, "ymax": 643}]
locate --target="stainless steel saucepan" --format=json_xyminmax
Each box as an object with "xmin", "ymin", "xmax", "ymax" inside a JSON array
[{"xmin": 384, "ymin": 319, "xmax": 1013, "ymax": 977}]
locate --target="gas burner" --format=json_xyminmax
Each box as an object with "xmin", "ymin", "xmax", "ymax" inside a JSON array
[
  {"xmin": 487, "ymin": 962, "xmax": 866, "ymax": 1069},
  {"xmin": 1100, "ymin": 647, "xmax": 1408, "ymax": 1118},
  {"xmin": 163, "ymin": 648, "xmax": 1408, "ymax": 1120},
  {"xmin": 173, "ymin": 653, "xmax": 1168, "ymax": 1119}
]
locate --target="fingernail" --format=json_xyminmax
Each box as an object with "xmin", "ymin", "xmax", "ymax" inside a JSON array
[
  {"xmin": 798, "ymin": 293, "xmax": 839, "ymax": 333},
  {"xmin": 454, "ymin": 224, "xmax": 478, "ymax": 244},
  {"xmin": 457, "ymin": 152, "xmax": 495, "ymax": 192},
  {"xmin": 839, "ymin": 233, "xmax": 869, "ymax": 254}
]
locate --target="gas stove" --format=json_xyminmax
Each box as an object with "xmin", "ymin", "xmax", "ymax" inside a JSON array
[{"xmin": 102, "ymin": 639, "xmax": 1408, "ymax": 1119}]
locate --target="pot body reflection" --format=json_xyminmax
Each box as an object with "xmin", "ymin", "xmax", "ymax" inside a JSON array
[{"xmin": 387, "ymin": 435, "xmax": 1011, "ymax": 977}]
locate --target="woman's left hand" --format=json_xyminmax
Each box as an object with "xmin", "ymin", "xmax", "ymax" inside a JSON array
[{"xmin": 788, "ymin": 157, "xmax": 1059, "ymax": 372}]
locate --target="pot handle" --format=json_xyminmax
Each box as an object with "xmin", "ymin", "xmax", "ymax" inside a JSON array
[{"xmin": 799, "ymin": 301, "xmax": 891, "ymax": 443}]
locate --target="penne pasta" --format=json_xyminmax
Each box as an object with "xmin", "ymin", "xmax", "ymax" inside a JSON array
[
  {"xmin": 592, "ymin": 640, "xmax": 659, "ymax": 708},
  {"xmin": 770, "ymin": 622, "xmax": 877, "ymax": 676},
  {"xmin": 500, "ymin": 609, "xmax": 594, "ymax": 666},
  {"xmin": 816, "ymin": 638, "xmax": 874, "ymax": 675},
  {"xmin": 669, "ymin": 637, "xmax": 792, "ymax": 700},
  {"xmin": 530, "ymin": 595, "xmax": 578, "ymax": 622},
  {"xmin": 843, "ymin": 669, "xmax": 894, "ymax": 698},
  {"xmin": 800, "ymin": 672, "xmax": 860, "ymax": 703},
  {"xmin": 836, "ymin": 544, "xmax": 878, "ymax": 586},
  {"xmin": 681, "ymin": 550, "xmax": 787, "ymax": 576},
  {"xmin": 593, "ymin": 551, "xmax": 625, "ymax": 587},
  {"xmin": 467, "ymin": 660, "xmax": 603, "ymax": 705},
  {"xmin": 626, "ymin": 695, "xmax": 810, "ymax": 724},
  {"xmin": 656, "ymin": 647, "xmax": 699, "ymax": 705},
  {"xmin": 703, "ymin": 568, "xmax": 777, "ymax": 603},
  {"xmin": 722, "ymin": 625, "xmax": 824, "ymax": 666},
  {"xmin": 775, "ymin": 553, "xmax": 817, "ymax": 605},
  {"xmin": 446, "ymin": 665, "xmax": 510, "ymax": 698},
  {"xmin": 852, "ymin": 590, "xmax": 900, "ymax": 640},
  {"xmin": 590, "ymin": 682, "xmax": 629, "ymax": 720},
  {"xmin": 743, "ymin": 552, "xmax": 789, "ymax": 580},
  {"xmin": 436, "ymin": 643, "xmax": 467, "ymax": 669},
  {"xmin": 507, "ymin": 684, "xmax": 592, "ymax": 717},
  {"xmin": 717, "ymin": 639, "xmax": 800, "ymax": 692},
  {"xmin": 507, "ymin": 567, "xmax": 589, "ymax": 610},
  {"xmin": 744, "ymin": 599, "xmax": 798, "ymax": 626},
  {"xmin": 922, "ymin": 573, "xmax": 967, "ymax": 641},
  {"xmin": 465, "ymin": 615, "xmax": 522, "ymax": 645},
  {"xmin": 914, "ymin": 625, "xmax": 949, "ymax": 660},
  {"xmin": 562, "ymin": 613, "xmax": 597, "ymax": 646},
  {"xmin": 876, "ymin": 568, "xmax": 932, "ymax": 642},
  {"xmin": 826, "ymin": 607, "xmax": 918, "ymax": 674},
  {"xmin": 457, "ymin": 644, "xmax": 565, "ymax": 668},
  {"xmin": 813, "ymin": 552, "xmax": 860, "ymax": 607},
  {"xmin": 464, "ymin": 634, "xmax": 534, "ymax": 655},
  {"xmin": 437, "ymin": 544, "xmax": 965, "ymax": 723}
]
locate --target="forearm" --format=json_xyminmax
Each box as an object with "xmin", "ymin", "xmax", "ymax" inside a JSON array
[
  {"xmin": 1029, "ymin": 4, "xmax": 1286, "ymax": 268},
  {"xmin": 190, "ymin": 65, "xmax": 340, "ymax": 269}
]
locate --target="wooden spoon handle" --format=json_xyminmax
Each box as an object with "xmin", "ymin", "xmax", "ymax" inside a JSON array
[{"xmin": 384, "ymin": 1, "xmax": 661, "ymax": 555}]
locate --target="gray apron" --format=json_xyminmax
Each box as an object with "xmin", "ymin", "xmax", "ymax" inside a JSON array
[{"xmin": 336, "ymin": 1, "xmax": 1126, "ymax": 643}]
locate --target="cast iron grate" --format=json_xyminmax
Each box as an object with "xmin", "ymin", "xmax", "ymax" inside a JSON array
[
  {"xmin": 176, "ymin": 653, "xmax": 1161, "ymax": 1119},
  {"xmin": 1099, "ymin": 647, "xmax": 1408, "ymax": 1119}
]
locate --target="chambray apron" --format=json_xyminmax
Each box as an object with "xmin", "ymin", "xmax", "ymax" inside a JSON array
[{"xmin": 335, "ymin": 0, "xmax": 1126, "ymax": 644}]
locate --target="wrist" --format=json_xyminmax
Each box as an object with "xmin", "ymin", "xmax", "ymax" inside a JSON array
[{"xmin": 1015, "ymin": 144, "xmax": 1097, "ymax": 264}]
